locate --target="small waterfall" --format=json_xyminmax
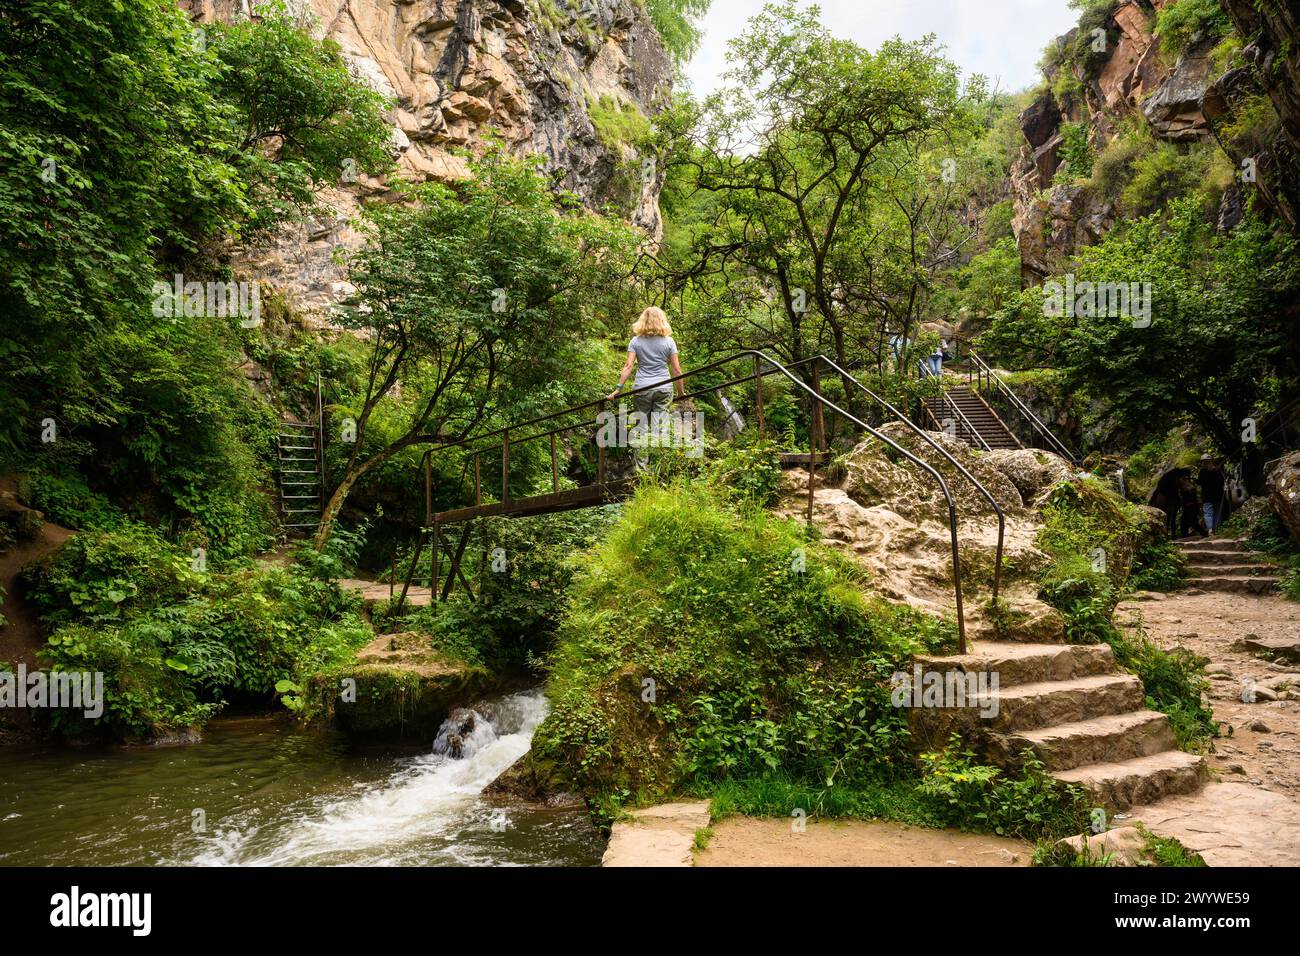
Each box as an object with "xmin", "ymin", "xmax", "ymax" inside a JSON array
[
  {"xmin": 188, "ymin": 689, "xmax": 566, "ymax": 866},
  {"xmin": 719, "ymin": 396, "xmax": 746, "ymax": 438}
]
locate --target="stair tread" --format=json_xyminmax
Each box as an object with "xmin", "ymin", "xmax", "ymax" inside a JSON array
[
  {"xmin": 1052, "ymin": 749, "xmax": 1203, "ymax": 785},
  {"xmin": 1010, "ymin": 709, "xmax": 1168, "ymax": 744},
  {"xmin": 994, "ymin": 673, "xmax": 1139, "ymax": 700},
  {"xmin": 916, "ymin": 641, "xmax": 1112, "ymax": 665}
]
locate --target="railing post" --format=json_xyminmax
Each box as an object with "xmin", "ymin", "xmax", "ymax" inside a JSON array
[
  {"xmin": 473, "ymin": 453, "xmax": 481, "ymax": 507},
  {"xmin": 432, "ymin": 521, "xmax": 440, "ymax": 603},
  {"xmin": 501, "ymin": 432, "xmax": 510, "ymax": 504},
  {"xmin": 810, "ymin": 362, "xmax": 825, "ymax": 453},
  {"xmin": 550, "ymin": 433, "xmax": 559, "ymax": 494},
  {"xmin": 597, "ymin": 400, "xmax": 607, "ymax": 485},
  {"xmin": 424, "ymin": 452, "xmax": 432, "ymax": 526},
  {"xmin": 753, "ymin": 355, "xmax": 764, "ymax": 438}
]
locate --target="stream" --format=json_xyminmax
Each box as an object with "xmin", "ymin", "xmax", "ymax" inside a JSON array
[{"xmin": 0, "ymin": 688, "xmax": 603, "ymax": 867}]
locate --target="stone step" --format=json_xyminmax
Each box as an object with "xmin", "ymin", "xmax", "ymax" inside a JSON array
[
  {"xmin": 1187, "ymin": 562, "xmax": 1279, "ymax": 578},
  {"xmin": 1180, "ymin": 548, "xmax": 1258, "ymax": 564},
  {"xmin": 1176, "ymin": 537, "xmax": 1245, "ymax": 553},
  {"xmin": 914, "ymin": 642, "xmax": 1115, "ymax": 687},
  {"xmin": 990, "ymin": 710, "xmax": 1176, "ymax": 772},
  {"xmin": 992, "ymin": 674, "xmax": 1145, "ymax": 733},
  {"xmin": 1187, "ymin": 575, "xmax": 1280, "ymax": 594},
  {"xmin": 1052, "ymin": 750, "xmax": 1208, "ymax": 813}
]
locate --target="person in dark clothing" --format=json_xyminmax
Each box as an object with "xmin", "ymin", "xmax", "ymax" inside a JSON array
[
  {"xmin": 1179, "ymin": 476, "xmax": 1204, "ymax": 538},
  {"xmin": 1152, "ymin": 469, "xmax": 1184, "ymax": 537},
  {"xmin": 1197, "ymin": 455, "xmax": 1225, "ymax": 534}
]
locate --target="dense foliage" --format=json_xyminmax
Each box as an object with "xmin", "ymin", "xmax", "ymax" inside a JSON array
[
  {"xmin": 22, "ymin": 522, "xmax": 370, "ymax": 739},
  {"xmin": 531, "ymin": 482, "xmax": 957, "ymax": 815}
]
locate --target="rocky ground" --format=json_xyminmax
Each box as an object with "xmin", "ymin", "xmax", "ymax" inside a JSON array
[{"xmin": 1117, "ymin": 586, "xmax": 1300, "ymax": 801}]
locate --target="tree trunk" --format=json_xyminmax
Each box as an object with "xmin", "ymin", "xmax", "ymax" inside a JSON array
[{"xmin": 312, "ymin": 444, "xmax": 401, "ymax": 550}]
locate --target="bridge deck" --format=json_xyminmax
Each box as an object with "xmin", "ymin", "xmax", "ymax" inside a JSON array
[{"xmin": 433, "ymin": 476, "xmax": 637, "ymax": 525}]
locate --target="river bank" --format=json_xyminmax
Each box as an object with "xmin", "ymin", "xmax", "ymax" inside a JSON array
[{"xmin": 0, "ymin": 689, "xmax": 602, "ymax": 867}]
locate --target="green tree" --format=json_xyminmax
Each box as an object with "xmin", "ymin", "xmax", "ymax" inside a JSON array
[
  {"xmin": 314, "ymin": 149, "xmax": 641, "ymax": 546},
  {"xmin": 986, "ymin": 200, "xmax": 1297, "ymax": 454},
  {"xmin": 653, "ymin": 2, "xmax": 980, "ymax": 389}
]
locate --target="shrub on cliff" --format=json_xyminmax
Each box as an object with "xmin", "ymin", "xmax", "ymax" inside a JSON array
[{"xmin": 530, "ymin": 481, "xmax": 955, "ymax": 813}]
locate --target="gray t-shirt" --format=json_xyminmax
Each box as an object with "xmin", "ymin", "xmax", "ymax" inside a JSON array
[{"xmin": 629, "ymin": 335, "xmax": 678, "ymax": 389}]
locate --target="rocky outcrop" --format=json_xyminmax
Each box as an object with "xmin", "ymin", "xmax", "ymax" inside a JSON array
[
  {"xmin": 305, "ymin": 631, "xmax": 501, "ymax": 738},
  {"xmin": 1205, "ymin": 1, "xmax": 1300, "ymax": 230},
  {"xmin": 1006, "ymin": 1, "xmax": 1241, "ymax": 281},
  {"xmin": 1141, "ymin": 36, "xmax": 1217, "ymax": 140},
  {"xmin": 1266, "ymin": 450, "xmax": 1300, "ymax": 545},
  {"xmin": 185, "ymin": 0, "xmax": 672, "ymax": 316}
]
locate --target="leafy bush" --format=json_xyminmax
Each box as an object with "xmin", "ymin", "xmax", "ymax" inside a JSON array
[
  {"xmin": 1154, "ymin": 0, "xmax": 1230, "ymax": 57},
  {"xmin": 704, "ymin": 437, "xmax": 782, "ymax": 507},
  {"xmin": 531, "ymin": 481, "xmax": 956, "ymax": 811},
  {"xmin": 919, "ymin": 737, "xmax": 1090, "ymax": 840},
  {"xmin": 28, "ymin": 523, "xmax": 371, "ymax": 739},
  {"xmin": 1129, "ymin": 540, "xmax": 1186, "ymax": 592},
  {"xmin": 1110, "ymin": 618, "xmax": 1217, "ymax": 748}
]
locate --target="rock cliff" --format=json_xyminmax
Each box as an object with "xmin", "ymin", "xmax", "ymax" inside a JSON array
[
  {"xmin": 184, "ymin": 0, "xmax": 672, "ymax": 316},
  {"xmin": 1008, "ymin": 0, "xmax": 1300, "ymax": 284}
]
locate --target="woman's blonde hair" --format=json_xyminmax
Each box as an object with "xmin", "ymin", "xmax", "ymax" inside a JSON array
[{"xmin": 632, "ymin": 306, "xmax": 672, "ymax": 337}]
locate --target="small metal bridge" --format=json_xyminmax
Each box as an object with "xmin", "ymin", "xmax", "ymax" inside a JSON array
[{"xmin": 395, "ymin": 350, "xmax": 1015, "ymax": 653}]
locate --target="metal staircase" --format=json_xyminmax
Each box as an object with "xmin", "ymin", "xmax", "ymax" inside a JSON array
[
  {"xmin": 276, "ymin": 375, "xmax": 326, "ymax": 536},
  {"xmin": 924, "ymin": 383, "xmax": 1021, "ymax": 451}
]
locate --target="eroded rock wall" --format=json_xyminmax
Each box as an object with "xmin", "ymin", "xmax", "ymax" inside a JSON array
[
  {"xmin": 184, "ymin": 0, "xmax": 672, "ymax": 316},
  {"xmin": 1009, "ymin": 0, "xmax": 1300, "ymax": 283}
]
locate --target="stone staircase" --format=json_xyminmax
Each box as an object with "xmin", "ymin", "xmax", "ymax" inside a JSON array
[
  {"xmin": 1179, "ymin": 536, "xmax": 1282, "ymax": 594},
  {"xmin": 924, "ymin": 384, "xmax": 1020, "ymax": 450},
  {"xmin": 913, "ymin": 639, "xmax": 1207, "ymax": 812}
]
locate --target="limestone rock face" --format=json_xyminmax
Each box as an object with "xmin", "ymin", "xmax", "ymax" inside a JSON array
[
  {"xmin": 1266, "ymin": 451, "xmax": 1300, "ymax": 545},
  {"xmin": 780, "ymin": 430, "xmax": 1076, "ymax": 637},
  {"xmin": 1007, "ymin": 1, "xmax": 1220, "ymax": 280},
  {"xmin": 183, "ymin": 0, "xmax": 672, "ymax": 318},
  {"xmin": 1141, "ymin": 37, "xmax": 1216, "ymax": 141},
  {"xmin": 1206, "ymin": 1, "xmax": 1300, "ymax": 230}
]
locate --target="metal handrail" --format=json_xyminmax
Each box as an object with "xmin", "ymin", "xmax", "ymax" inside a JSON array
[
  {"xmin": 968, "ymin": 352, "xmax": 1077, "ymax": 464},
  {"xmin": 824, "ymin": 355, "xmax": 1005, "ymax": 603},
  {"xmin": 918, "ymin": 362, "xmax": 993, "ymax": 453},
  {"xmin": 407, "ymin": 349, "xmax": 974, "ymax": 651}
]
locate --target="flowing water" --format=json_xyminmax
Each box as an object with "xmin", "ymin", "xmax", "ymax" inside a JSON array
[{"xmin": 0, "ymin": 688, "xmax": 603, "ymax": 866}]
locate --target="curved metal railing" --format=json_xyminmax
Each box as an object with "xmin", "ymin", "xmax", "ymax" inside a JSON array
[
  {"xmin": 404, "ymin": 350, "xmax": 1009, "ymax": 651},
  {"xmin": 821, "ymin": 355, "xmax": 1005, "ymax": 605}
]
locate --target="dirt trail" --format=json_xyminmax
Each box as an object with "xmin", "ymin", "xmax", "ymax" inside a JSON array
[
  {"xmin": 1117, "ymin": 587, "xmax": 1300, "ymax": 800},
  {"xmin": 695, "ymin": 817, "xmax": 1029, "ymax": 867}
]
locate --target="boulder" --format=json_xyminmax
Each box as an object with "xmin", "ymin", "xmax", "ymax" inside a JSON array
[
  {"xmin": 1141, "ymin": 38, "xmax": 1217, "ymax": 141},
  {"xmin": 984, "ymin": 448, "xmax": 1075, "ymax": 507},
  {"xmin": 1266, "ymin": 451, "xmax": 1300, "ymax": 545},
  {"xmin": 1057, "ymin": 825, "xmax": 1149, "ymax": 866}
]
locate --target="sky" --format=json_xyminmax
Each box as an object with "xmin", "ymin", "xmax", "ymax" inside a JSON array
[{"xmin": 682, "ymin": 0, "xmax": 1082, "ymax": 97}]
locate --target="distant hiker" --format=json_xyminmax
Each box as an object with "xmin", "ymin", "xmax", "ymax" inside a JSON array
[
  {"xmin": 608, "ymin": 306, "xmax": 685, "ymax": 470},
  {"xmin": 929, "ymin": 347, "xmax": 944, "ymax": 378},
  {"xmin": 1179, "ymin": 475, "xmax": 1203, "ymax": 539},
  {"xmin": 1151, "ymin": 469, "xmax": 1182, "ymax": 537},
  {"xmin": 1198, "ymin": 455, "xmax": 1226, "ymax": 534}
]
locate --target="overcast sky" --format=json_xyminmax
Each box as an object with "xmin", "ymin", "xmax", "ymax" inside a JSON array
[{"xmin": 682, "ymin": 0, "xmax": 1081, "ymax": 96}]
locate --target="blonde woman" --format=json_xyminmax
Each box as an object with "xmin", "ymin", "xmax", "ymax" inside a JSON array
[{"xmin": 607, "ymin": 307, "xmax": 684, "ymax": 469}]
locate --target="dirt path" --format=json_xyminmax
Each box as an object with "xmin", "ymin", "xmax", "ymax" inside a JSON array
[
  {"xmin": 695, "ymin": 817, "xmax": 1030, "ymax": 867},
  {"xmin": 1116, "ymin": 589, "xmax": 1300, "ymax": 800}
]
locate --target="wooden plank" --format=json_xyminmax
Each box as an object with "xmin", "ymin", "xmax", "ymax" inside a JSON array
[{"xmin": 434, "ymin": 478, "xmax": 635, "ymax": 525}]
